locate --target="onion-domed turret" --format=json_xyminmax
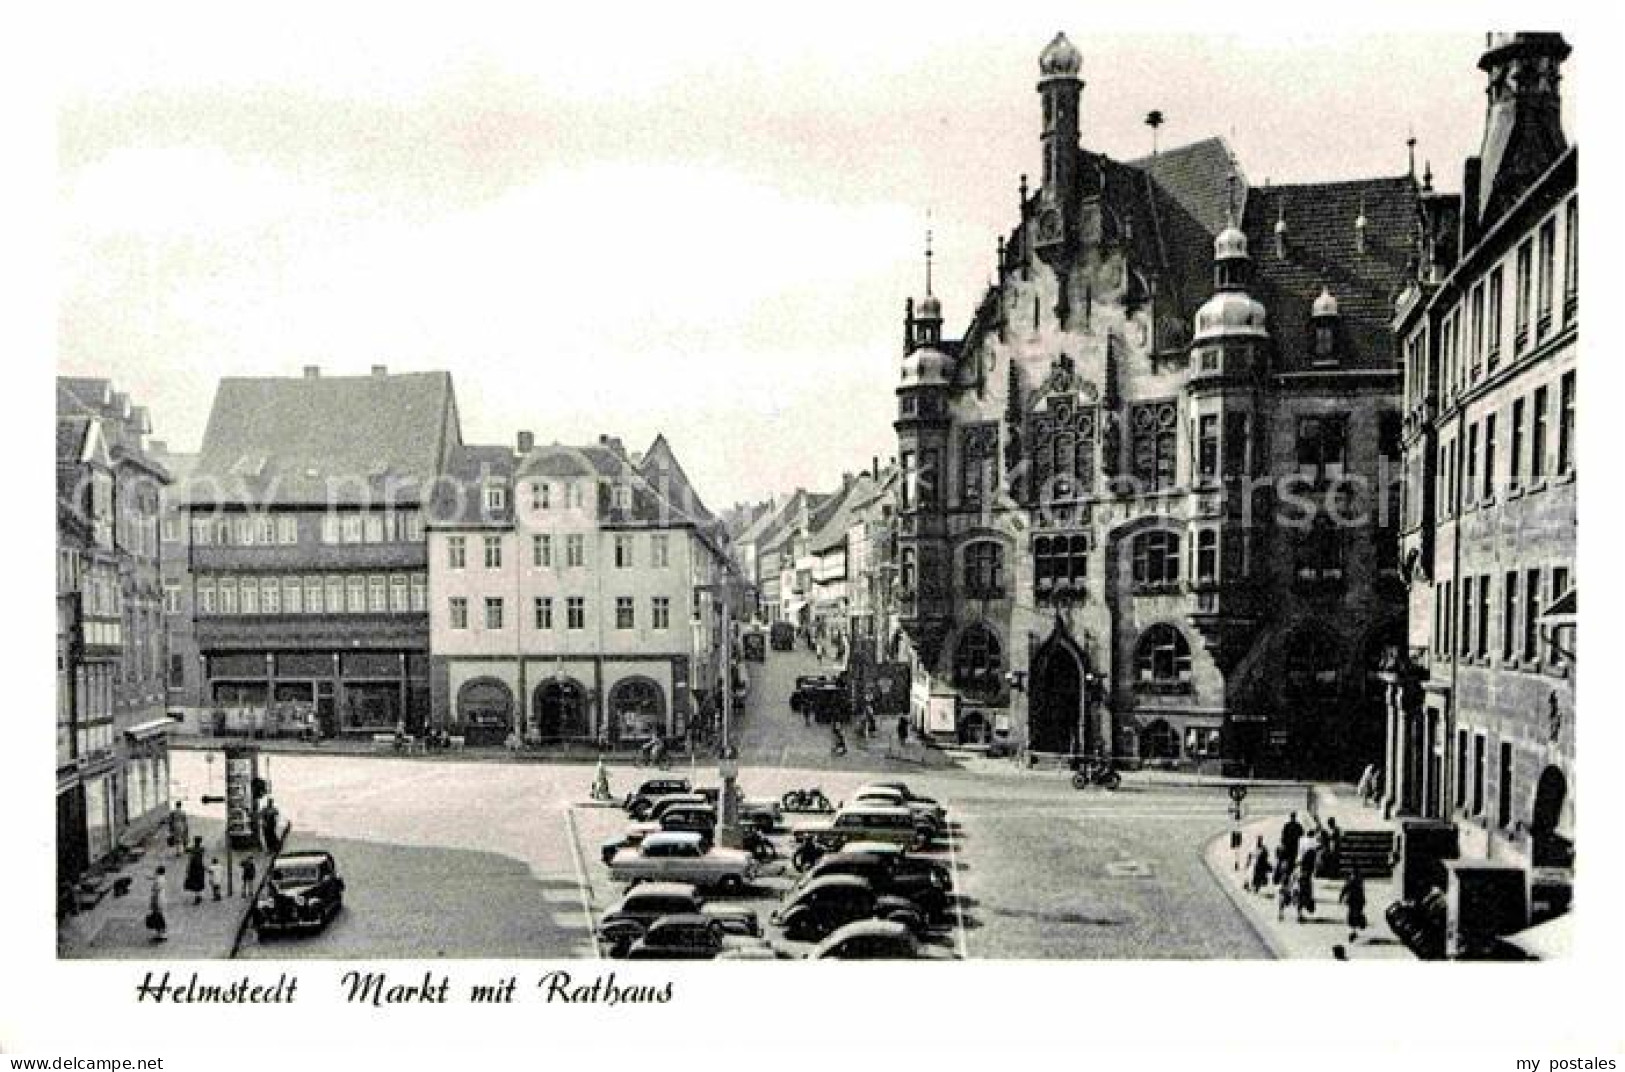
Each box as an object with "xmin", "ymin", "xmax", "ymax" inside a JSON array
[
  {"xmin": 1214, "ymin": 225, "xmax": 1249, "ymax": 263},
  {"xmin": 900, "ymin": 346, "xmax": 952, "ymax": 389},
  {"xmin": 1038, "ymin": 32, "xmax": 1082, "ymax": 81},
  {"xmin": 1193, "ymin": 291, "xmax": 1268, "ymax": 343}
]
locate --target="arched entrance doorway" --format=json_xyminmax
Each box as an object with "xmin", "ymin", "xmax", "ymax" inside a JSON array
[
  {"xmin": 609, "ymin": 677, "xmax": 667, "ymax": 742},
  {"xmin": 457, "ymin": 678, "xmax": 514, "ymax": 747},
  {"xmin": 1030, "ymin": 632, "xmax": 1083, "ymax": 754},
  {"xmin": 533, "ymin": 677, "xmax": 588, "ymax": 742},
  {"xmin": 1530, "ymin": 766, "xmax": 1572, "ymax": 868}
]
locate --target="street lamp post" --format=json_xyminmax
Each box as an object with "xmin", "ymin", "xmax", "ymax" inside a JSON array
[{"xmin": 697, "ymin": 572, "xmax": 743, "ymax": 848}]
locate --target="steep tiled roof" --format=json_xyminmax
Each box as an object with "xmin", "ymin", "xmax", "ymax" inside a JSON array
[
  {"xmin": 1243, "ymin": 176, "xmax": 1418, "ymax": 372},
  {"xmin": 809, "ymin": 474, "xmax": 875, "ymax": 553},
  {"xmin": 429, "ymin": 444, "xmax": 516, "ymax": 527},
  {"xmin": 189, "ymin": 371, "xmax": 457, "ymax": 506},
  {"xmin": 1128, "ymin": 137, "xmax": 1239, "ymax": 237},
  {"xmin": 56, "ymin": 416, "xmax": 91, "ymax": 466}
]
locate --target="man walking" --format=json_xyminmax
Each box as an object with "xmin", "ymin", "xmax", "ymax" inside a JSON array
[
  {"xmin": 147, "ymin": 867, "xmax": 168, "ymax": 943},
  {"xmin": 168, "ymin": 802, "xmax": 188, "ymax": 858},
  {"xmin": 1280, "ymin": 811, "xmax": 1305, "ymax": 866},
  {"xmin": 261, "ymin": 798, "xmax": 282, "ymax": 853}
]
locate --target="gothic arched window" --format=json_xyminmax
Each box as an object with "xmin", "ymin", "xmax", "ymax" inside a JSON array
[
  {"xmin": 1135, "ymin": 624, "xmax": 1192, "ymax": 689},
  {"xmin": 952, "ymin": 624, "xmax": 1003, "ymax": 699}
]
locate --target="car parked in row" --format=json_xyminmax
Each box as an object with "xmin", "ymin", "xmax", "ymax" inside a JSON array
[
  {"xmin": 606, "ymin": 831, "xmax": 756, "ymax": 891},
  {"xmin": 601, "ymin": 802, "xmax": 719, "ymax": 864},
  {"xmin": 793, "ymin": 849, "xmax": 948, "ymax": 921},
  {"xmin": 595, "ymin": 882, "xmax": 761, "ymax": 957},
  {"xmin": 769, "ymin": 874, "xmax": 924, "ymax": 943},
  {"xmin": 624, "ymin": 777, "xmax": 694, "ymax": 820},
  {"xmin": 810, "ymin": 919, "xmax": 921, "ymax": 960},
  {"xmin": 797, "ymin": 803, "xmax": 930, "ymax": 851}
]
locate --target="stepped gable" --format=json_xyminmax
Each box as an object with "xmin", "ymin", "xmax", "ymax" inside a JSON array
[{"xmin": 1243, "ymin": 176, "xmax": 1418, "ymax": 372}]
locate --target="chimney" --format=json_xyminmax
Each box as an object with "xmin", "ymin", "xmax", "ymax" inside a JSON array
[
  {"xmin": 517, "ymin": 430, "xmax": 534, "ymax": 454},
  {"xmin": 303, "ymin": 365, "xmax": 320, "ymax": 379},
  {"xmin": 371, "ymin": 364, "xmax": 388, "ymax": 377},
  {"xmin": 1475, "ymin": 34, "xmax": 1571, "ymax": 229},
  {"xmin": 872, "ymin": 456, "xmax": 880, "ymax": 480}
]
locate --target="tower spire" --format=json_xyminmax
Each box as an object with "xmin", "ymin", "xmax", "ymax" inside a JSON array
[{"xmin": 925, "ymin": 224, "xmax": 934, "ymax": 297}]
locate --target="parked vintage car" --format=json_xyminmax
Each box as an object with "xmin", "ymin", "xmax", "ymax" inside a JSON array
[
  {"xmin": 595, "ymin": 882, "xmax": 761, "ymax": 955},
  {"xmin": 607, "ymin": 831, "xmax": 756, "ymax": 890},
  {"xmin": 794, "ymin": 849, "xmax": 948, "ymax": 920},
  {"xmin": 860, "ymin": 781, "xmax": 948, "ymax": 824},
  {"xmin": 741, "ymin": 631, "xmax": 766, "ymax": 663},
  {"xmin": 769, "ymin": 622, "xmax": 796, "ymax": 651},
  {"xmin": 850, "ymin": 786, "xmax": 943, "ymax": 835},
  {"xmin": 252, "ymin": 850, "xmax": 345, "ymax": 938},
  {"xmin": 623, "ymin": 914, "xmax": 727, "ymax": 960},
  {"xmin": 769, "ymin": 874, "xmax": 924, "ymax": 942},
  {"xmin": 624, "ymin": 777, "xmax": 693, "ymax": 818},
  {"xmin": 797, "ymin": 804, "xmax": 929, "ymax": 851},
  {"xmin": 810, "ymin": 919, "xmax": 921, "ymax": 960},
  {"xmin": 694, "ymin": 787, "xmax": 783, "ymax": 831},
  {"xmin": 839, "ymin": 840, "xmax": 954, "ymax": 891},
  {"xmin": 601, "ymin": 804, "xmax": 718, "ymax": 864}
]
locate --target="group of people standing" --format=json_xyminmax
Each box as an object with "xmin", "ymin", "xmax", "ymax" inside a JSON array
[
  {"xmin": 144, "ymin": 799, "xmax": 283, "ymax": 944},
  {"xmin": 1243, "ymin": 810, "xmax": 1369, "ymax": 947}
]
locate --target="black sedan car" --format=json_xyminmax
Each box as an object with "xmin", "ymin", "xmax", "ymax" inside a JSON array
[
  {"xmin": 769, "ymin": 875, "xmax": 923, "ymax": 943},
  {"xmin": 252, "ymin": 850, "xmax": 345, "ymax": 938},
  {"xmin": 796, "ymin": 850, "xmax": 948, "ymax": 920}
]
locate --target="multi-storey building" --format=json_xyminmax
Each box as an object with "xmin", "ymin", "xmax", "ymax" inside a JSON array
[
  {"xmin": 185, "ymin": 367, "xmax": 459, "ymax": 738},
  {"xmin": 428, "ymin": 433, "xmax": 734, "ymax": 747},
  {"xmin": 1387, "ymin": 34, "xmax": 1576, "ymax": 909},
  {"xmin": 149, "ymin": 442, "xmax": 202, "ymax": 725},
  {"xmin": 56, "ymin": 378, "xmax": 172, "ymax": 885},
  {"xmin": 892, "ymin": 34, "xmax": 1416, "ymax": 776}
]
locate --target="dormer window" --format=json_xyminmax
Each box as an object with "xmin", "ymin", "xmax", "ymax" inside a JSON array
[
  {"xmin": 1314, "ymin": 324, "xmax": 1336, "ymax": 360},
  {"xmin": 484, "ymin": 485, "xmax": 506, "ymax": 512}
]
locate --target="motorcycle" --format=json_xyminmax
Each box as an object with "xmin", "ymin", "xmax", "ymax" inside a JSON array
[
  {"xmin": 791, "ymin": 834, "xmax": 834, "ymax": 873},
  {"xmin": 742, "ymin": 828, "xmax": 780, "ymax": 864},
  {"xmin": 781, "ymin": 787, "xmax": 833, "ymax": 813},
  {"xmin": 1070, "ymin": 756, "xmax": 1122, "ymax": 791}
]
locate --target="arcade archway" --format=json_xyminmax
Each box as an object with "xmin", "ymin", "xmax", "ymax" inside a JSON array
[{"xmin": 1030, "ymin": 631, "xmax": 1084, "ymax": 754}]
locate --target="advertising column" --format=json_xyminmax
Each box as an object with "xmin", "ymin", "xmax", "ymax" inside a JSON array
[{"xmin": 223, "ymin": 744, "xmax": 260, "ymax": 850}]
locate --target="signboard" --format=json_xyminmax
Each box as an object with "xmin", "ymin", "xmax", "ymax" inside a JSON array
[
  {"xmin": 224, "ymin": 746, "xmax": 259, "ymax": 850},
  {"xmin": 924, "ymin": 694, "xmax": 958, "ymax": 735}
]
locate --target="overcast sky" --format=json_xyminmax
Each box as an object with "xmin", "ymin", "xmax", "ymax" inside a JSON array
[{"xmin": 56, "ymin": 8, "xmax": 1580, "ymax": 509}]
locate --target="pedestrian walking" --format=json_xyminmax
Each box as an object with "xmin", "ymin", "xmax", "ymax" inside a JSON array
[
  {"xmin": 261, "ymin": 798, "xmax": 282, "ymax": 853},
  {"xmin": 1280, "ymin": 811, "xmax": 1304, "ymax": 864},
  {"xmin": 183, "ymin": 837, "xmax": 207, "ymax": 905},
  {"xmin": 240, "ymin": 855, "xmax": 257, "ymax": 899},
  {"xmin": 167, "ymin": 802, "xmax": 188, "ymax": 857},
  {"xmin": 1295, "ymin": 854, "xmax": 1318, "ymax": 922},
  {"xmin": 1339, "ymin": 872, "xmax": 1369, "ymax": 943},
  {"xmin": 831, "ymin": 723, "xmax": 847, "ymax": 757},
  {"xmin": 1321, "ymin": 817, "xmax": 1343, "ymax": 879},
  {"xmin": 1355, "ymin": 764, "xmax": 1376, "ymax": 804},
  {"xmin": 1276, "ymin": 869, "xmax": 1294, "ymax": 921},
  {"xmin": 1273, "ymin": 843, "xmax": 1293, "ymax": 889},
  {"xmin": 207, "ymin": 857, "xmax": 223, "ymax": 901},
  {"xmin": 896, "ymin": 715, "xmax": 909, "ymax": 749},
  {"xmin": 146, "ymin": 868, "xmax": 168, "ymax": 943},
  {"xmin": 1248, "ymin": 837, "xmax": 1272, "ymax": 894}
]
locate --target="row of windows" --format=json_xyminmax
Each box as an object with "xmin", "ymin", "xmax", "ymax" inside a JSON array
[
  {"xmin": 445, "ymin": 532, "xmax": 673, "ymax": 571},
  {"xmin": 188, "ymin": 512, "xmax": 425, "ymax": 547},
  {"xmin": 1456, "ymin": 730, "xmax": 1517, "ymax": 830},
  {"xmin": 1432, "ymin": 565, "xmax": 1571, "ymax": 668},
  {"xmin": 944, "ymin": 621, "xmax": 1200, "ymax": 695},
  {"xmin": 928, "ymin": 530, "xmax": 1236, "ymax": 601},
  {"xmin": 195, "ymin": 573, "xmax": 428, "ymax": 616},
  {"xmin": 447, "ymin": 595, "xmax": 674, "ymax": 632},
  {"xmin": 1436, "ymin": 369, "xmax": 1575, "ymax": 517},
  {"xmin": 1429, "ymin": 196, "xmax": 1577, "ymax": 409}
]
